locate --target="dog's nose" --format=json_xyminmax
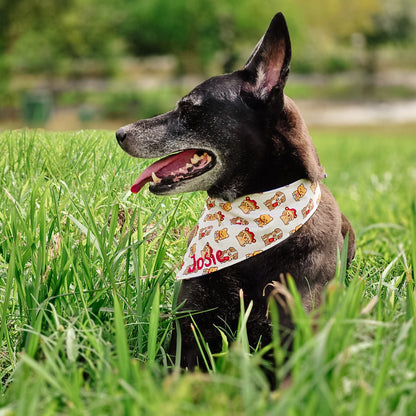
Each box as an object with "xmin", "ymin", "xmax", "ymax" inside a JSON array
[{"xmin": 116, "ymin": 127, "xmax": 127, "ymax": 143}]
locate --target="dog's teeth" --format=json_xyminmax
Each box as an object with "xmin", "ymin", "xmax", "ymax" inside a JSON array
[
  {"xmin": 178, "ymin": 167, "xmax": 187, "ymax": 174},
  {"xmin": 151, "ymin": 172, "xmax": 161, "ymax": 184},
  {"xmin": 186, "ymin": 163, "xmax": 193, "ymax": 170},
  {"xmin": 191, "ymin": 154, "xmax": 204, "ymax": 164},
  {"xmin": 190, "ymin": 152, "xmax": 211, "ymax": 167},
  {"xmin": 202, "ymin": 152, "xmax": 212, "ymax": 163},
  {"xmin": 190, "ymin": 154, "xmax": 200, "ymax": 164}
]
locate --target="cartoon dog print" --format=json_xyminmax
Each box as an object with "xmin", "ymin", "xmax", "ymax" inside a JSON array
[
  {"xmin": 204, "ymin": 211, "xmax": 225, "ymax": 226},
  {"xmin": 290, "ymin": 225, "xmax": 303, "ymax": 234},
  {"xmin": 261, "ymin": 228, "xmax": 283, "ymax": 246},
  {"xmin": 246, "ymin": 250, "xmax": 263, "ymax": 258},
  {"xmin": 206, "ymin": 198, "xmax": 216, "ymax": 209},
  {"xmin": 280, "ymin": 207, "xmax": 297, "ymax": 225},
  {"xmin": 230, "ymin": 217, "xmax": 249, "ymax": 226},
  {"xmin": 199, "ymin": 226, "xmax": 213, "ymax": 239},
  {"xmin": 254, "ymin": 214, "xmax": 273, "ymax": 227},
  {"xmin": 236, "ymin": 228, "xmax": 256, "ymax": 247},
  {"xmin": 221, "ymin": 247, "xmax": 238, "ymax": 261},
  {"xmin": 239, "ymin": 197, "xmax": 259, "ymax": 214},
  {"xmin": 301, "ymin": 198, "xmax": 314, "ymax": 218},
  {"xmin": 203, "ymin": 267, "xmax": 218, "ymax": 274},
  {"xmin": 215, "ymin": 228, "xmax": 229, "ymax": 242},
  {"xmin": 264, "ymin": 191, "xmax": 286, "ymax": 211},
  {"xmin": 220, "ymin": 202, "xmax": 232, "ymax": 212},
  {"xmin": 292, "ymin": 183, "xmax": 307, "ymax": 201},
  {"xmin": 201, "ymin": 242, "xmax": 214, "ymax": 259}
]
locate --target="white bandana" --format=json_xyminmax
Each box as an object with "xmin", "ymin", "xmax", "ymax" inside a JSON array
[{"xmin": 177, "ymin": 179, "xmax": 321, "ymax": 280}]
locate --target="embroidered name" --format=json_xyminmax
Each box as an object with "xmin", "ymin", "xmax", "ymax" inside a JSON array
[{"xmin": 186, "ymin": 250, "xmax": 230, "ymax": 274}]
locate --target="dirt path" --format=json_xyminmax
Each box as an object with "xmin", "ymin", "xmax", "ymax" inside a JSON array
[
  {"xmin": 297, "ymin": 99, "xmax": 416, "ymax": 126},
  {"xmin": 12, "ymin": 98, "xmax": 415, "ymax": 131},
  {"xmin": 2, "ymin": 66, "xmax": 416, "ymax": 131}
]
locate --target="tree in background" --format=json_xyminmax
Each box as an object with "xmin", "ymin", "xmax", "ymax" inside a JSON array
[
  {"xmin": 0, "ymin": 0, "xmax": 415, "ymax": 79},
  {"xmin": 1, "ymin": 0, "xmax": 122, "ymax": 77},
  {"xmin": 275, "ymin": 0, "xmax": 380, "ymax": 73},
  {"xmin": 116, "ymin": 0, "xmax": 280, "ymax": 73},
  {"xmin": 362, "ymin": 0, "xmax": 416, "ymax": 90}
]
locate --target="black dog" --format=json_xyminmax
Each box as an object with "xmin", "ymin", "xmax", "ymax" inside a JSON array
[{"xmin": 116, "ymin": 13, "xmax": 355, "ymax": 371}]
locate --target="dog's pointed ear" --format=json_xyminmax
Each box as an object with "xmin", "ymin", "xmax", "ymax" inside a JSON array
[{"xmin": 242, "ymin": 13, "xmax": 291, "ymax": 101}]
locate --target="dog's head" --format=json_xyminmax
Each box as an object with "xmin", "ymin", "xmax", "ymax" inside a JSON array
[{"xmin": 116, "ymin": 13, "xmax": 325, "ymax": 201}]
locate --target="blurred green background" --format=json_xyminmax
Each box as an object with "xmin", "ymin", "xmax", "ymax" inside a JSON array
[{"xmin": 0, "ymin": 0, "xmax": 415, "ymax": 130}]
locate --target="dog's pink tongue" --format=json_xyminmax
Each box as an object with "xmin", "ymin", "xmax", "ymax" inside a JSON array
[{"xmin": 131, "ymin": 149, "xmax": 197, "ymax": 193}]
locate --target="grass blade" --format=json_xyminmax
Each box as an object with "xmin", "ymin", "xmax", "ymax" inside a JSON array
[
  {"xmin": 113, "ymin": 292, "xmax": 131, "ymax": 381},
  {"xmin": 0, "ymin": 245, "xmax": 15, "ymax": 362},
  {"xmin": 147, "ymin": 284, "xmax": 160, "ymax": 366},
  {"xmin": 189, "ymin": 317, "xmax": 215, "ymax": 373},
  {"xmin": 236, "ymin": 289, "xmax": 253, "ymax": 354}
]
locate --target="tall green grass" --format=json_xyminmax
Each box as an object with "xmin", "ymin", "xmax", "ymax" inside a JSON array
[{"xmin": 0, "ymin": 127, "xmax": 415, "ymax": 415}]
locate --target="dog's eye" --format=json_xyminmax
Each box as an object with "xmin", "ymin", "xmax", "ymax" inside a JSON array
[
  {"xmin": 178, "ymin": 100, "xmax": 203, "ymax": 123},
  {"xmin": 177, "ymin": 102, "xmax": 197, "ymax": 126},
  {"xmin": 178, "ymin": 101, "xmax": 194, "ymax": 114},
  {"xmin": 178, "ymin": 102, "xmax": 191, "ymax": 118},
  {"xmin": 179, "ymin": 101, "xmax": 192, "ymax": 112}
]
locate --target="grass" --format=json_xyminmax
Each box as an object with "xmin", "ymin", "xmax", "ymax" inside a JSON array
[{"xmin": 0, "ymin": 126, "xmax": 415, "ymax": 415}]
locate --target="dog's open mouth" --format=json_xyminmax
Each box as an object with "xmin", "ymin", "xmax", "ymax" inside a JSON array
[{"xmin": 131, "ymin": 149, "xmax": 215, "ymax": 193}]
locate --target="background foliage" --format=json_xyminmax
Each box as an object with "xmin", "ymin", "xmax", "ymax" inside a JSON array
[
  {"xmin": 1, "ymin": 0, "xmax": 416, "ymax": 75},
  {"xmin": 1, "ymin": 0, "xmax": 415, "ymax": 129}
]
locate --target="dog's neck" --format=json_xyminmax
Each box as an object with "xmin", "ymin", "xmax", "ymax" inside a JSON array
[
  {"xmin": 177, "ymin": 178, "xmax": 321, "ymax": 280},
  {"xmin": 207, "ymin": 153, "xmax": 308, "ymax": 202},
  {"xmin": 207, "ymin": 98, "xmax": 325, "ymax": 202}
]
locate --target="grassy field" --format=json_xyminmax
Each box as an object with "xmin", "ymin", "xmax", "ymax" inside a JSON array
[{"xmin": 0, "ymin": 126, "xmax": 415, "ymax": 415}]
